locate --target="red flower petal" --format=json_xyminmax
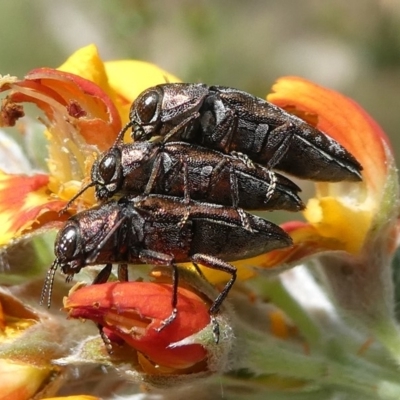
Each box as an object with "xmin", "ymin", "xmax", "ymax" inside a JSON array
[
  {"xmin": 0, "ymin": 171, "xmax": 67, "ymax": 244},
  {"xmin": 65, "ymin": 282, "xmax": 210, "ymax": 370}
]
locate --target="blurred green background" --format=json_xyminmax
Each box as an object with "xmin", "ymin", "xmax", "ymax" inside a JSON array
[{"xmin": 1, "ymin": 0, "xmax": 400, "ymax": 161}]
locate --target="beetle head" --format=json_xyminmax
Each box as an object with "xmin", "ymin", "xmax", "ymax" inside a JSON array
[
  {"xmin": 130, "ymin": 86, "xmax": 164, "ymax": 141},
  {"xmin": 91, "ymin": 147, "xmax": 123, "ymax": 201}
]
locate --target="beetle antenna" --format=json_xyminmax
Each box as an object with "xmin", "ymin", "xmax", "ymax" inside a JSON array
[
  {"xmin": 86, "ymin": 216, "xmax": 127, "ymax": 264},
  {"xmin": 59, "ymin": 181, "xmax": 96, "ymax": 216},
  {"xmin": 40, "ymin": 259, "xmax": 59, "ymax": 308},
  {"xmin": 114, "ymin": 120, "xmax": 134, "ymax": 145}
]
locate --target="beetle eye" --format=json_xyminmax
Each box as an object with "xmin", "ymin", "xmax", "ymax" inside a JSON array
[
  {"xmin": 98, "ymin": 153, "xmax": 117, "ymax": 183},
  {"xmin": 134, "ymin": 90, "xmax": 160, "ymax": 124},
  {"xmin": 56, "ymin": 225, "xmax": 78, "ymax": 260}
]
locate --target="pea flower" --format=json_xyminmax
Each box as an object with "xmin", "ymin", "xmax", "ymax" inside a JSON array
[
  {"xmin": 0, "ymin": 45, "xmax": 236, "ymax": 391},
  {"xmin": 247, "ymin": 76, "xmax": 400, "ymax": 363},
  {"xmin": 0, "ymin": 45, "xmax": 180, "ymax": 248},
  {"xmin": 1, "ymin": 44, "xmax": 400, "ymax": 399},
  {"xmin": 63, "ymin": 276, "xmax": 233, "ymax": 381}
]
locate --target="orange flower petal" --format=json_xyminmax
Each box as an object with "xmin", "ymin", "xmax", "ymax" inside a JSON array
[
  {"xmin": 0, "ymin": 170, "xmax": 67, "ymax": 245},
  {"xmin": 22, "ymin": 68, "xmax": 121, "ymax": 150},
  {"xmin": 267, "ymin": 76, "xmax": 389, "ymax": 196},
  {"xmin": 0, "ymin": 67, "xmax": 124, "ymax": 204},
  {"xmin": 267, "ymin": 77, "xmax": 396, "ymax": 255},
  {"xmin": 65, "ymin": 282, "xmax": 209, "ymax": 370}
]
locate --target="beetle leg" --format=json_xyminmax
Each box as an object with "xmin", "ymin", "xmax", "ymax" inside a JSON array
[
  {"xmin": 201, "ymin": 97, "xmax": 238, "ymax": 151},
  {"xmin": 208, "ymin": 158, "xmax": 252, "ymax": 231},
  {"xmin": 92, "ymin": 263, "xmax": 113, "ymax": 284},
  {"xmin": 117, "ymin": 263, "xmax": 129, "ymax": 282},
  {"xmin": 236, "ymin": 208, "xmax": 252, "ymax": 232},
  {"xmin": 207, "ymin": 156, "xmax": 235, "ymax": 204},
  {"xmin": 265, "ymin": 169, "xmax": 277, "ymax": 204},
  {"xmin": 191, "ymin": 261, "xmax": 207, "ymax": 280},
  {"xmin": 97, "ymin": 324, "xmax": 114, "ymax": 354},
  {"xmin": 190, "ymin": 254, "xmax": 237, "ymax": 343},
  {"xmin": 213, "ymin": 107, "xmax": 238, "ymax": 150},
  {"xmin": 163, "ymin": 111, "xmax": 200, "ymax": 142},
  {"xmin": 143, "ymin": 153, "xmax": 164, "ymax": 196},
  {"xmin": 209, "ymin": 154, "xmax": 227, "ymax": 172},
  {"xmin": 225, "ymin": 162, "xmax": 252, "ymax": 231},
  {"xmin": 178, "ymin": 158, "xmax": 191, "ymax": 229},
  {"xmin": 264, "ymin": 121, "xmax": 297, "ymax": 169},
  {"xmin": 91, "ymin": 262, "xmax": 127, "ymax": 353},
  {"xmin": 178, "ymin": 207, "xmax": 191, "ymax": 230},
  {"xmin": 230, "ymin": 150, "xmax": 277, "ymax": 204},
  {"xmin": 155, "ymin": 262, "xmax": 179, "ymax": 332},
  {"xmin": 138, "ymin": 250, "xmax": 179, "ymax": 331},
  {"xmin": 230, "ymin": 151, "xmax": 255, "ymax": 168},
  {"xmin": 182, "ymin": 156, "xmax": 190, "ymax": 204},
  {"xmin": 226, "ymin": 164, "xmax": 239, "ymax": 208}
]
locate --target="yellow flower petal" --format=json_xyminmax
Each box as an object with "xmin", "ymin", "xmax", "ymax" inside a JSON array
[
  {"xmin": 44, "ymin": 397, "xmax": 101, "ymax": 400},
  {"xmin": 305, "ymin": 197, "xmax": 372, "ymax": 254},
  {"xmin": 241, "ymin": 221, "xmax": 342, "ymax": 270},
  {"xmin": 58, "ymin": 44, "xmax": 110, "ymax": 92},
  {"xmin": 58, "ymin": 44, "xmax": 181, "ymax": 131},
  {"xmin": 180, "ymin": 262, "xmax": 255, "ymax": 284},
  {"xmin": 58, "ymin": 44, "xmax": 122, "ymax": 126},
  {"xmin": 0, "ymin": 359, "xmax": 51, "ymax": 400},
  {"xmin": 104, "ymin": 60, "xmax": 181, "ymax": 126}
]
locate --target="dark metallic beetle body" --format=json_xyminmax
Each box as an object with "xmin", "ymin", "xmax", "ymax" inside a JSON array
[
  {"xmin": 43, "ymin": 195, "xmax": 292, "ymax": 340},
  {"xmin": 92, "ymin": 141, "xmax": 304, "ymax": 212},
  {"xmin": 130, "ymin": 83, "xmax": 362, "ymax": 182},
  {"xmin": 55, "ymin": 194, "xmax": 291, "ymax": 275}
]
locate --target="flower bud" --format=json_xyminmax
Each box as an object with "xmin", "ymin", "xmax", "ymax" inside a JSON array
[{"xmin": 64, "ymin": 280, "xmax": 233, "ymax": 375}]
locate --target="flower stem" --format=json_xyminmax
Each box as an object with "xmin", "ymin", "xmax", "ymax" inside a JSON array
[
  {"xmin": 238, "ymin": 324, "xmax": 400, "ymax": 399},
  {"xmin": 251, "ymin": 276, "xmax": 321, "ymax": 344},
  {"xmin": 372, "ymin": 318, "xmax": 400, "ymax": 365}
]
